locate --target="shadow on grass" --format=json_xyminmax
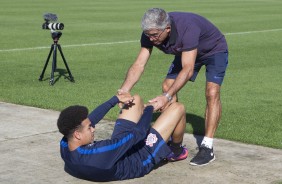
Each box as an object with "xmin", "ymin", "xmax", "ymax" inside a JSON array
[
  {"xmin": 152, "ymin": 112, "xmax": 205, "ymax": 147},
  {"xmin": 39, "ymin": 68, "xmax": 74, "ymax": 85}
]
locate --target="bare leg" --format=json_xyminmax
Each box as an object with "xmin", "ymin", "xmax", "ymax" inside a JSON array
[
  {"xmin": 189, "ymin": 82, "xmax": 220, "ymax": 165},
  {"xmin": 118, "ymin": 95, "xmax": 144, "ymax": 124},
  {"xmin": 205, "ymin": 82, "xmax": 221, "ymax": 138},
  {"xmin": 162, "ymin": 78, "xmax": 186, "ymax": 143},
  {"xmin": 152, "ymin": 102, "xmax": 186, "ymax": 143}
]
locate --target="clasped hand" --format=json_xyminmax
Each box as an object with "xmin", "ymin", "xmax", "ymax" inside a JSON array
[{"xmin": 116, "ymin": 92, "xmax": 134, "ymax": 106}]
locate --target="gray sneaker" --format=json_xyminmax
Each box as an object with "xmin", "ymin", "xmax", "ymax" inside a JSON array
[{"xmin": 190, "ymin": 145, "xmax": 215, "ymax": 166}]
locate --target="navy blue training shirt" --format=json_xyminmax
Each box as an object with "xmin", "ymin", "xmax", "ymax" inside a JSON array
[{"xmin": 141, "ymin": 12, "xmax": 228, "ymax": 61}]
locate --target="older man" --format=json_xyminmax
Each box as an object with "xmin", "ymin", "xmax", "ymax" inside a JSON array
[{"xmin": 118, "ymin": 8, "xmax": 228, "ymax": 166}]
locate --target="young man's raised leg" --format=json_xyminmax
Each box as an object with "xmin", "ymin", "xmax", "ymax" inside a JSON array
[
  {"xmin": 152, "ymin": 102, "xmax": 188, "ymax": 161},
  {"xmin": 118, "ymin": 94, "xmax": 144, "ymax": 124}
]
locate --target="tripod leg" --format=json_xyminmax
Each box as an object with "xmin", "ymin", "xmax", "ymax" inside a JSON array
[
  {"xmin": 50, "ymin": 44, "xmax": 57, "ymax": 85},
  {"xmin": 39, "ymin": 44, "xmax": 54, "ymax": 81},
  {"xmin": 57, "ymin": 44, "xmax": 75, "ymax": 82}
]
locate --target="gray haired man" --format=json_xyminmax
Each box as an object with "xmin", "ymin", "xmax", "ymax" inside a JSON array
[{"xmin": 118, "ymin": 8, "xmax": 228, "ymax": 166}]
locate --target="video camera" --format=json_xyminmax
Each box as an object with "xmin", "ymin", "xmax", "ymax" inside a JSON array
[{"xmin": 42, "ymin": 13, "xmax": 64, "ymax": 31}]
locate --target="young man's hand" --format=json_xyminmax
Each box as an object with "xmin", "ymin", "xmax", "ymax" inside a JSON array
[{"xmin": 116, "ymin": 92, "xmax": 134, "ymax": 105}]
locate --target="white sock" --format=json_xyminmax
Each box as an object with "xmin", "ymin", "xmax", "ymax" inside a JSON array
[{"xmin": 201, "ymin": 136, "xmax": 213, "ymax": 149}]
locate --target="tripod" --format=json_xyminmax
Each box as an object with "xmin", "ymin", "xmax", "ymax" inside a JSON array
[{"xmin": 39, "ymin": 31, "xmax": 74, "ymax": 85}]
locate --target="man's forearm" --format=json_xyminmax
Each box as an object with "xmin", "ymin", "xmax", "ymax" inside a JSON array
[
  {"xmin": 167, "ymin": 67, "xmax": 193, "ymax": 96},
  {"xmin": 120, "ymin": 47, "xmax": 151, "ymax": 92},
  {"xmin": 166, "ymin": 49, "xmax": 197, "ymax": 96},
  {"xmin": 120, "ymin": 64, "xmax": 144, "ymax": 92}
]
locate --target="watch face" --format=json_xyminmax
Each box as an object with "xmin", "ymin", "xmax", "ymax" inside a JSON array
[{"xmin": 163, "ymin": 93, "xmax": 172, "ymax": 102}]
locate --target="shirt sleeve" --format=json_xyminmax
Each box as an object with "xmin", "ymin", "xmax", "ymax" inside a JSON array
[
  {"xmin": 140, "ymin": 32, "xmax": 153, "ymax": 48},
  {"xmin": 88, "ymin": 96, "xmax": 119, "ymax": 126},
  {"xmin": 136, "ymin": 105, "xmax": 153, "ymax": 132}
]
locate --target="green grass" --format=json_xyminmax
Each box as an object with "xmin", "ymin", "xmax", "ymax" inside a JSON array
[{"xmin": 0, "ymin": 0, "xmax": 281, "ymax": 149}]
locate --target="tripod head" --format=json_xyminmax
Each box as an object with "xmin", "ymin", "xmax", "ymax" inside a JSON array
[{"xmin": 51, "ymin": 31, "xmax": 62, "ymax": 43}]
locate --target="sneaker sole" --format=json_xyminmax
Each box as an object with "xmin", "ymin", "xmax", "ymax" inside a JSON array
[
  {"xmin": 167, "ymin": 149, "xmax": 189, "ymax": 162},
  {"xmin": 189, "ymin": 156, "xmax": 216, "ymax": 166}
]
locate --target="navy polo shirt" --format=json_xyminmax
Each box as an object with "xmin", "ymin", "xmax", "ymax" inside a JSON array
[{"xmin": 141, "ymin": 12, "xmax": 228, "ymax": 61}]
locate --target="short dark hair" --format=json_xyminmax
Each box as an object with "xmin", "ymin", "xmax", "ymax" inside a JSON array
[{"xmin": 57, "ymin": 105, "xmax": 88, "ymax": 138}]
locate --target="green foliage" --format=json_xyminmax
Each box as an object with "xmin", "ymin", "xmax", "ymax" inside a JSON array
[{"xmin": 0, "ymin": 0, "xmax": 281, "ymax": 149}]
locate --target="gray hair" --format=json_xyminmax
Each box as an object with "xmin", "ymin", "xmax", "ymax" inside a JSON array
[{"xmin": 141, "ymin": 8, "xmax": 171, "ymax": 31}]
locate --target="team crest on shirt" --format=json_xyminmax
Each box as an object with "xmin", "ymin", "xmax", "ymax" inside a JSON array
[{"xmin": 145, "ymin": 133, "xmax": 158, "ymax": 147}]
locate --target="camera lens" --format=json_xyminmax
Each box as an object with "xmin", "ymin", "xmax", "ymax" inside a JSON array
[{"xmin": 48, "ymin": 23, "xmax": 64, "ymax": 30}]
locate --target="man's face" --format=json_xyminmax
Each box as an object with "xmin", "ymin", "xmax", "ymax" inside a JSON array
[
  {"xmin": 144, "ymin": 27, "xmax": 170, "ymax": 45},
  {"xmin": 77, "ymin": 118, "xmax": 95, "ymax": 145}
]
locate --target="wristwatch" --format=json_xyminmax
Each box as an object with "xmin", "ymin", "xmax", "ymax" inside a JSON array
[{"xmin": 163, "ymin": 92, "xmax": 172, "ymax": 102}]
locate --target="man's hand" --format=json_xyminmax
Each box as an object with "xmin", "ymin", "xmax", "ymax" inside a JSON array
[
  {"xmin": 117, "ymin": 89, "xmax": 133, "ymax": 108},
  {"xmin": 117, "ymin": 89, "xmax": 130, "ymax": 95},
  {"xmin": 148, "ymin": 95, "xmax": 170, "ymax": 112},
  {"xmin": 116, "ymin": 91, "xmax": 133, "ymax": 104}
]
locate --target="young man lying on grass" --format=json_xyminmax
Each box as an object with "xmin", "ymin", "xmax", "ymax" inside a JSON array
[{"xmin": 57, "ymin": 93, "xmax": 188, "ymax": 181}]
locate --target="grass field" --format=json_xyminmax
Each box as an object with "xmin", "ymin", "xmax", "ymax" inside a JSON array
[{"xmin": 0, "ymin": 0, "xmax": 281, "ymax": 149}]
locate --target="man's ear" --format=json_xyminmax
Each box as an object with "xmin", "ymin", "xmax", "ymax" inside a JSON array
[
  {"xmin": 166, "ymin": 25, "xmax": 171, "ymax": 33},
  {"xmin": 73, "ymin": 130, "xmax": 81, "ymax": 140}
]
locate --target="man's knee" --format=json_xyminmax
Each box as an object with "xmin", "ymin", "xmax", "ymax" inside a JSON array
[
  {"xmin": 162, "ymin": 79, "xmax": 178, "ymax": 102},
  {"xmin": 162, "ymin": 79, "xmax": 174, "ymax": 92},
  {"xmin": 206, "ymin": 85, "xmax": 220, "ymax": 101},
  {"xmin": 162, "ymin": 82, "xmax": 169, "ymax": 92}
]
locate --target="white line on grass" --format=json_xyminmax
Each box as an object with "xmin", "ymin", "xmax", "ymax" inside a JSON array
[
  {"xmin": 0, "ymin": 40, "xmax": 139, "ymax": 52},
  {"xmin": 224, "ymin": 28, "xmax": 282, "ymax": 35},
  {"xmin": 1, "ymin": 28, "xmax": 282, "ymax": 52}
]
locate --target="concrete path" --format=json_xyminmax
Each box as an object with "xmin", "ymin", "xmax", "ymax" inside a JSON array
[{"xmin": 0, "ymin": 102, "xmax": 281, "ymax": 184}]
